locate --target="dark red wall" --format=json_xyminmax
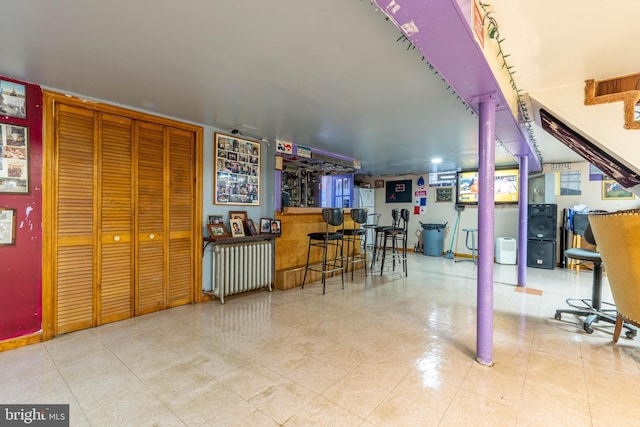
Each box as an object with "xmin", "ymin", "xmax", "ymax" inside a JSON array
[{"xmin": 0, "ymin": 76, "xmax": 42, "ymax": 340}]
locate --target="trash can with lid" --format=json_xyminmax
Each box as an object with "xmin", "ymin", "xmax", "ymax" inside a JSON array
[{"xmin": 421, "ymin": 222, "xmax": 447, "ymax": 257}]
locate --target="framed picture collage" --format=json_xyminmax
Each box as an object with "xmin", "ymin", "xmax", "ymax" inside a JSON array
[{"xmin": 214, "ymin": 132, "xmax": 260, "ymax": 206}]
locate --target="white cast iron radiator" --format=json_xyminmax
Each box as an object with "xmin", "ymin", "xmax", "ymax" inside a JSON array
[{"xmin": 212, "ymin": 241, "xmax": 273, "ymax": 303}]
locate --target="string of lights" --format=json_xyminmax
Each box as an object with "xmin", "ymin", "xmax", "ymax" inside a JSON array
[
  {"xmin": 479, "ymin": 2, "xmax": 543, "ymax": 164},
  {"xmin": 360, "ymin": 0, "xmax": 543, "ymax": 165}
]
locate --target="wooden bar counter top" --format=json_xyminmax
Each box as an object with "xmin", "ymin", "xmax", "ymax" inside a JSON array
[{"xmin": 274, "ymin": 207, "xmax": 361, "ymax": 290}]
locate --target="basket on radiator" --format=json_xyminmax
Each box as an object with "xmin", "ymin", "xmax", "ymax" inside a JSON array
[{"xmin": 212, "ymin": 241, "xmax": 273, "ymax": 303}]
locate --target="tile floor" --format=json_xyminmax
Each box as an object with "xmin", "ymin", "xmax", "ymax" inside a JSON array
[{"xmin": 2, "ymin": 255, "xmax": 640, "ymax": 426}]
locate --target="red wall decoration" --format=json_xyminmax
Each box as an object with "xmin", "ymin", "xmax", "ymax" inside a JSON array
[{"xmin": 0, "ymin": 76, "xmax": 42, "ymax": 341}]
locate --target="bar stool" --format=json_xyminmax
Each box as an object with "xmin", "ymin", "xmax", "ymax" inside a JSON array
[
  {"xmin": 371, "ymin": 209, "xmax": 399, "ymax": 271},
  {"xmin": 455, "ymin": 228, "xmax": 477, "ymax": 265},
  {"xmin": 302, "ymin": 208, "xmax": 344, "ymax": 294},
  {"xmin": 363, "ymin": 213, "xmax": 381, "ymax": 253},
  {"xmin": 380, "ymin": 208, "xmax": 409, "ymax": 276},
  {"xmin": 341, "ymin": 208, "xmax": 368, "ymax": 279}
]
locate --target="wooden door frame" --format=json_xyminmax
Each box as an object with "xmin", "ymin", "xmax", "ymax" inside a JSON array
[{"xmin": 42, "ymin": 90, "xmax": 203, "ymax": 341}]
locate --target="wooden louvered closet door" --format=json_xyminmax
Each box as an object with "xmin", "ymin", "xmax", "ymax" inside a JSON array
[
  {"xmin": 54, "ymin": 105, "xmax": 96, "ymax": 334},
  {"xmin": 167, "ymin": 128, "xmax": 194, "ymax": 306},
  {"xmin": 54, "ymin": 108, "xmax": 134, "ymax": 334},
  {"xmin": 136, "ymin": 122, "xmax": 167, "ymax": 315},
  {"xmin": 98, "ymin": 115, "xmax": 134, "ymax": 324},
  {"xmin": 46, "ymin": 91, "xmax": 201, "ymax": 338}
]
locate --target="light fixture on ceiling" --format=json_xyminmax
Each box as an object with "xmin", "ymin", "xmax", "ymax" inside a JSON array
[{"xmin": 432, "ymin": 158, "xmax": 443, "ymax": 164}]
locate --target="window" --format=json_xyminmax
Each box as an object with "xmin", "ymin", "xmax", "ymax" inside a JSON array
[
  {"xmin": 320, "ymin": 174, "xmax": 353, "ymax": 207},
  {"xmin": 558, "ymin": 171, "xmax": 581, "ymax": 195}
]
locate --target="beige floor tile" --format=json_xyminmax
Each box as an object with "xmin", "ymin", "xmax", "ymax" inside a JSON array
[
  {"xmin": 524, "ymin": 350, "xmax": 588, "ymax": 398},
  {"xmin": 284, "ymin": 396, "xmax": 364, "ymax": 427},
  {"xmin": 516, "ymin": 382, "xmax": 592, "ymax": 427},
  {"xmin": 201, "ymin": 401, "xmax": 278, "ymax": 426},
  {"xmin": 439, "ymin": 388, "xmax": 519, "ymax": 427},
  {"xmin": 82, "ymin": 388, "xmax": 170, "ymax": 426},
  {"xmin": 321, "ymin": 372, "xmax": 390, "ymax": 419},
  {"xmin": 286, "ymin": 357, "xmax": 347, "ymax": 394},
  {"xmin": 461, "ymin": 363, "xmax": 525, "ymax": 407},
  {"xmin": 585, "ymin": 363, "xmax": 640, "ymax": 425},
  {"xmin": 367, "ymin": 393, "xmax": 443, "ymax": 426},
  {"xmin": 392, "ymin": 368, "xmax": 458, "ymax": 412},
  {"xmin": 248, "ymin": 378, "xmax": 317, "ymax": 425},
  {"xmin": 216, "ymin": 361, "xmax": 282, "ymax": 399},
  {"xmin": 163, "ymin": 381, "xmax": 244, "ymax": 426},
  {"xmin": 350, "ymin": 352, "xmax": 412, "ymax": 391},
  {"xmin": 254, "ymin": 345, "xmax": 313, "ymax": 376}
]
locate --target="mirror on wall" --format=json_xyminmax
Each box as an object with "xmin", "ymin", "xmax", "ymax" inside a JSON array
[{"xmin": 279, "ymin": 156, "xmax": 355, "ymax": 208}]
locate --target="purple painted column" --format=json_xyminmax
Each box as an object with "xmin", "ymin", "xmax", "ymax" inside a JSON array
[
  {"xmin": 517, "ymin": 155, "xmax": 529, "ymax": 287},
  {"xmin": 477, "ymin": 96, "xmax": 496, "ymax": 366},
  {"xmin": 275, "ymin": 170, "xmax": 282, "ymax": 211}
]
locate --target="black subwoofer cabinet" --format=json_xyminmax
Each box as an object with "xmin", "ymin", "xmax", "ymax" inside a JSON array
[{"xmin": 527, "ymin": 204, "xmax": 557, "ymax": 269}]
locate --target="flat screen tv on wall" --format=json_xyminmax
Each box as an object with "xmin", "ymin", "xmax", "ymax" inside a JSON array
[{"xmin": 456, "ymin": 168, "xmax": 519, "ymax": 205}]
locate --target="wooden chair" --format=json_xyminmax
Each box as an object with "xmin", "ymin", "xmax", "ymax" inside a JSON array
[{"xmin": 588, "ymin": 209, "xmax": 640, "ymax": 341}]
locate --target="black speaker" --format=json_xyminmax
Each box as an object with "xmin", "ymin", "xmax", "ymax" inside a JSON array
[
  {"xmin": 528, "ymin": 204, "xmax": 557, "ymax": 240},
  {"xmin": 527, "ymin": 240, "xmax": 556, "ymax": 269}
]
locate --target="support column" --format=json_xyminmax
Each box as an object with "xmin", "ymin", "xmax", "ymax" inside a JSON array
[
  {"xmin": 477, "ymin": 96, "xmax": 496, "ymax": 366},
  {"xmin": 517, "ymin": 155, "xmax": 529, "ymax": 287}
]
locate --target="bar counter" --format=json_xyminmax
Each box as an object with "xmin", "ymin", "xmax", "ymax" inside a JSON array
[{"xmin": 274, "ymin": 207, "xmax": 362, "ymax": 290}]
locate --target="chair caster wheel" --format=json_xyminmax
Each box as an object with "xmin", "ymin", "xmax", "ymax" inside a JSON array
[
  {"xmin": 585, "ymin": 327, "xmax": 594, "ymax": 334},
  {"xmin": 554, "ymin": 312, "xmax": 561, "ymax": 320},
  {"xmin": 626, "ymin": 330, "xmax": 636, "ymax": 339}
]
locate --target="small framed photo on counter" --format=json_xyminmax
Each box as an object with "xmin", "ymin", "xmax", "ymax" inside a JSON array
[
  {"xmin": 260, "ymin": 218, "xmax": 272, "ymax": 234},
  {"xmin": 207, "ymin": 223, "xmax": 229, "ymax": 239},
  {"xmin": 246, "ymin": 219, "xmax": 258, "ymax": 236},
  {"xmin": 230, "ymin": 218, "xmax": 245, "ymax": 237},
  {"xmin": 270, "ymin": 219, "xmax": 281, "ymax": 235}
]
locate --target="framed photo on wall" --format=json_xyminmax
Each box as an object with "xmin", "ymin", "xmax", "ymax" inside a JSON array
[
  {"xmin": 602, "ymin": 179, "xmax": 635, "ymax": 200},
  {"xmin": 0, "ymin": 124, "xmax": 29, "ymax": 194},
  {"xmin": 214, "ymin": 132, "xmax": 260, "ymax": 206},
  {"xmin": 385, "ymin": 179, "xmax": 412, "ymax": 203},
  {"xmin": 435, "ymin": 187, "xmax": 453, "ymax": 203},
  {"xmin": 0, "ymin": 207, "xmax": 16, "ymax": 246},
  {"xmin": 0, "ymin": 79, "xmax": 26, "ymax": 119}
]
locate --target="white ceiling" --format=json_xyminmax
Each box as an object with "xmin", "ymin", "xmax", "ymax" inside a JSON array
[
  {"xmin": 2, "ymin": 0, "xmax": 627, "ymax": 175},
  {"xmin": 488, "ymin": 0, "xmax": 639, "ymax": 165}
]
